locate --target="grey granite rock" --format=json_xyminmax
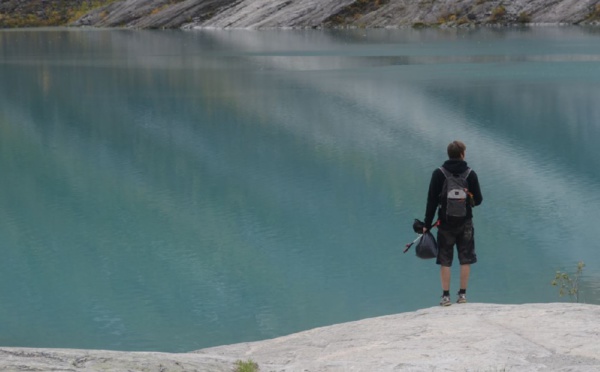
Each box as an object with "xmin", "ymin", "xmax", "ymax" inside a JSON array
[
  {"xmin": 1, "ymin": 303, "xmax": 599, "ymax": 371},
  {"xmin": 350, "ymin": 0, "xmax": 598, "ymax": 27},
  {"xmin": 73, "ymin": 0, "xmax": 239, "ymax": 28},
  {"xmin": 195, "ymin": 0, "xmax": 356, "ymax": 29},
  {"xmin": 67, "ymin": 0, "xmax": 600, "ymax": 29}
]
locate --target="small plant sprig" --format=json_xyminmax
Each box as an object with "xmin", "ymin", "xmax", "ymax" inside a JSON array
[
  {"xmin": 551, "ymin": 261, "xmax": 585, "ymax": 303},
  {"xmin": 234, "ymin": 359, "xmax": 259, "ymax": 372}
]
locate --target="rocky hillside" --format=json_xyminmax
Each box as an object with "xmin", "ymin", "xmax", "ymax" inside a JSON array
[
  {"xmin": 0, "ymin": 0, "xmax": 116, "ymax": 28},
  {"xmin": 1, "ymin": 0, "xmax": 600, "ymax": 29}
]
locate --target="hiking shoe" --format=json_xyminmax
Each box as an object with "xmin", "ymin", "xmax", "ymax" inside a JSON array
[
  {"xmin": 440, "ymin": 295, "xmax": 451, "ymax": 306},
  {"xmin": 456, "ymin": 293, "xmax": 467, "ymax": 304}
]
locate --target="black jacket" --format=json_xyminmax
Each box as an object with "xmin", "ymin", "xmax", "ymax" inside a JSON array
[{"xmin": 424, "ymin": 159, "xmax": 483, "ymax": 228}]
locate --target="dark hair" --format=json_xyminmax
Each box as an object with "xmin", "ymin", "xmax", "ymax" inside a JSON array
[{"xmin": 447, "ymin": 140, "xmax": 466, "ymax": 159}]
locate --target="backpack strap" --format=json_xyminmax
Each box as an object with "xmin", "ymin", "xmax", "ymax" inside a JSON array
[
  {"xmin": 439, "ymin": 167, "xmax": 451, "ymax": 178},
  {"xmin": 439, "ymin": 166, "xmax": 471, "ymax": 179},
  {"xmin": 438, "ymin": 167, "xmax": 450, "ymax": 203}
]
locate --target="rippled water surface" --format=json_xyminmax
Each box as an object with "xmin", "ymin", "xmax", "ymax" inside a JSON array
[{"xmin": 1, "ymin": 27, "xmax": 599, "ymax": 352}]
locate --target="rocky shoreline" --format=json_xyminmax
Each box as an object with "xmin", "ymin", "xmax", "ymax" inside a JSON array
[
  {"xmin": 1, "ymin": 303, "xmax": 599, "ymax": 371},
  {"xmin": 1, "ymin": 0, "xmax": 600, "ymax": 29}
]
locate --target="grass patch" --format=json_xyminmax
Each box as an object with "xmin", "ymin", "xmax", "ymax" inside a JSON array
[{"xmin": 234, "ymin": 359, "xmax": 259, "ymax": 372}]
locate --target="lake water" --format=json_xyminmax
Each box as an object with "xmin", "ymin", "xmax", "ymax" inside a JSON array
[{"xmin": 1, "ymin": 26, "xmax": 599, "ymax": 352}]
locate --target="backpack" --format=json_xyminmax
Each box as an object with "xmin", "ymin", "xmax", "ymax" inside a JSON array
[{"xmin": 439, "ymin": 167, "xmax": 472, "ymax": 221}]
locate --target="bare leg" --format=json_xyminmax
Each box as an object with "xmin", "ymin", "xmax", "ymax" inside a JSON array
[
  {"xmin": 460, "ymin": 264, "xmax": 471, "ymax": 290},
  {"xmin": 441, "ymin": 266, "xmax": 451, "ymax": 291}
]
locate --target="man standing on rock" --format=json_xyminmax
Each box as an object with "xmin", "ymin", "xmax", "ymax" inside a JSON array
[{"xmin": 423, "ymin": 140, "xmax": 483, "ymax": 306}]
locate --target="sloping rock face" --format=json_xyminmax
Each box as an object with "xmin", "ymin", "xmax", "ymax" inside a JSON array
[
  {"xmin": 196, "ymin": 0, "xmax": 356, "ymax": 29},
  {"xmin": 199, "ymin": 303, "xmax": 600, "ymax": 371},
  {"xmin": 1, "ymin": 303, "xmax": 599, "ymax": 371},
  {"xmin": 74, "ymin": 0, "xmax": 239, "ymax": 29},
  {"xmin": 73, "ymin": 0, "xmax": 357, "ymax": 28},
  {"xmin": 346, "ymin": 0, "xmax": 599, "ymax": 28},
  {"xmin": 67, "ymin": 0, "xmax": 600, "ymax": 29}
]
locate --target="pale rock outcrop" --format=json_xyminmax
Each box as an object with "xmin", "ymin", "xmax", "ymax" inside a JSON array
[
  {"xmin": 70, "ymin": 0, "xmax": 600, "ymax": 29},
  {"xmin": 1, "ymin": 303, "xmax": 599, "ymax": 371},
  {"xmin": 196, "ymin": 0, "xmax": 355, "ymax": 29}
]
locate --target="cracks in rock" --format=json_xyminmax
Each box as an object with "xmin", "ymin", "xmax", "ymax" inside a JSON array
[
  {"xmin": 481, "ymin": 317, "xmax": 557, "ymax": 356},
  {"xmin": 322, "ymin": 0, "xmax": 391, "ymax": 27},
  {"xmin": 0, "ymin": 350, "xmax": 67, "ymax": 363}
]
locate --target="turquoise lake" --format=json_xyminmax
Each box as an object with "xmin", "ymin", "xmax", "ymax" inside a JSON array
[{"xmin": 0, "ymin": 27, "xmax": 599, "ymax": 352}]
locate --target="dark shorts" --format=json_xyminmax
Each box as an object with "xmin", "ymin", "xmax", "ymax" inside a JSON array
[{"xmin": 436, "ymin": 219, "xmax": 477, "ymax": 267}]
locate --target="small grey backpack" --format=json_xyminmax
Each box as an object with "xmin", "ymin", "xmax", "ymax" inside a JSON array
[{"xmin": 439, "ymin": 167, "xmax": 472, "ymax": 220}]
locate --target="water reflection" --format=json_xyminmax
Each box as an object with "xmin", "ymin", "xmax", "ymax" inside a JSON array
[{"xmin": 0, "ymin": 27, "xmax": 599, "ymax": 352}]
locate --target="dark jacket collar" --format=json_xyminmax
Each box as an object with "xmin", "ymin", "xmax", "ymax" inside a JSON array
[{"xmin": 442, "ymin": 159, "xmax": 469, "ymax": 174}]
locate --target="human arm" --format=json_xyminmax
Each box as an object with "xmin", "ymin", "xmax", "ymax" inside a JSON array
[
  {"xmin": 424, "ymin": 169, "xmax": 443, "ymax": 229},
  {"xmin": 468, "ymin": 171, "xmax": 483, "ymax": 206}
]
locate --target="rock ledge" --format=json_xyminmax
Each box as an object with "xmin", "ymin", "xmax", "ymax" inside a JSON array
[{"xmin": 2, "ymin": 303, "xmax": 599, "ymax": 371}]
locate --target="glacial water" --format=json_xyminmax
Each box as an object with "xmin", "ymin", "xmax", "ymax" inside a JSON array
[{"xmin": 0, "ymin": 26, "xmax": 599, "ymax": 352}]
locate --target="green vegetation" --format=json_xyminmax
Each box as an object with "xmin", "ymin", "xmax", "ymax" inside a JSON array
[
  {"xmin": 234, "ymin": 359, "xmax": 259, "ymax": 372},
  {"xmin": 588, "ymin": 4, "xmax": 600, "ymax": 21},
  {"xmin": 0, "ymin": 0, "xmax": 118, "ymax": 28},
  {"xmin": 517, "ymin": 12, "xmax": 531, "ymax": 23},
  {"xmin": 67, "ymin": 0, "xmax": 120, "ymax": 23},
  {"xmin": 0, "ymin": 10, "xmax": 63, "ymax": 28},
  {"xmin": 489, "ymin": 5, "xmax": 506, "ymax": 23},
  {"xmin": 437, "ymin": 13, "xmax": 458, "ymax": 25},
  {"xmin": 551, "ymin": 261, "xmax": 585, "ymax": 303}
]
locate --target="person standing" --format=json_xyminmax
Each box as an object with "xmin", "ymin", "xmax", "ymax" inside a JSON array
[{"xmin": 423, "ymin": 140, "xmax": 483, "ymax": 306}]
